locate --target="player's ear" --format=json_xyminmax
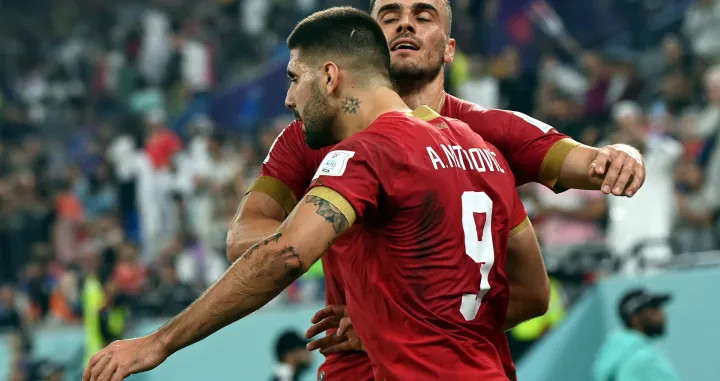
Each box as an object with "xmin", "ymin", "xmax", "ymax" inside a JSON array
[
  {"xmin": 444, "ymin": 38, "xmax": 456, "ymax": 64},
  {"xmin": 322, "ymin": 62, "xmax": 340, "ymax": 95}
]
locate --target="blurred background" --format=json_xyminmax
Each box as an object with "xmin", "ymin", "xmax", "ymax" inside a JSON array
[{"xmin": 1, "ymin": 0, "xmax": 719, "ymax": 380}]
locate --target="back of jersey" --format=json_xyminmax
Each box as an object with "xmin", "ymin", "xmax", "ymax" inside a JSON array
[{"xmin": 331, "ymin": 106, "xmax": 526, "ymax": 381}]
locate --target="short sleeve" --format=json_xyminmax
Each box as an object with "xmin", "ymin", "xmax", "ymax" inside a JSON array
[
  {"xmin": 307, "ymin": 139, "xmax": 382, "ymax": 220},
  {"xmin": 460, "ymin": 107, "xmax": 578, "ymax": 187},
  {"xmin": 247, "ymin": 121, "xmax": 314, "ymax": 214},
  {"xmin": 505, "ymin": 112, "xmax": 579, "ymax": 188}
]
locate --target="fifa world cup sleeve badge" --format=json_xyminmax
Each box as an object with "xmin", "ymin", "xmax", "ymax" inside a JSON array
[{"xmin": 318, "ymin": 371, "xmax": 325, "ymax": 381}]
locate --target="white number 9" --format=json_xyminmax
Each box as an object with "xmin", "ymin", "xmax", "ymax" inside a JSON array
[{"xmin": 459, "ymin": 191, "xmax": 495, "ymax": 321}]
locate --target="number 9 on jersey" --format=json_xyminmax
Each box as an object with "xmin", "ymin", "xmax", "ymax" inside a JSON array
[{"xmin": 460, "ymin": 191, "xmax": 495, "ymax": 321}]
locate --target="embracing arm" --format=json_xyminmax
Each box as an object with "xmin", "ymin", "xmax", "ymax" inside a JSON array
[
  {"xmin": 226, "ymin": 190, "xmax": 287, "ymax": 262},
  {"xmin": 503, "ymin": 220, "xmax": 549, "ymax": 330},
  {"xmin": 468, "ymin": 110, "xmax": 646, "ymax": 197},
  {"xmin": 154, "ymin": 188, "xmax": 353, "ymax": 355},
  {"xmin": 551, "ymin": 143, "xmax": 645, "ymax": 197}
]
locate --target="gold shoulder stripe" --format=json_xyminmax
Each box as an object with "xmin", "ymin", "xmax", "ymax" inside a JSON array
[
  {"xmin": 409, "ymin": 105, "xmax": 441, "ymax": 121},
  {"xmin": 246, "ymin": 176, "xmax": 298, "ymax": 215},
  {"xmin": 509, "ymin": 217, "xmax": 530, "ymax": 237},
  {"xmin": 306, "ymin": 186, "xmax": 357, "ymax": 226},
  {"xmin": 539, "ymin": 138, "xmax": 580, "ymax": 190}
]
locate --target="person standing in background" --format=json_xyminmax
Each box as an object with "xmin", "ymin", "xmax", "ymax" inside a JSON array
[
  {"xmin": 593, "ymin": 288, "xmax": 681, "ymax": 381},
  {"xmin": 271, "ymin": 330, "xmax": 312, "ymax": 381}
]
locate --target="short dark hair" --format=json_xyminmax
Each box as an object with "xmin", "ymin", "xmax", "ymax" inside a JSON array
[
  {"xmin": 274, "ymin": 330, "xmax": 307, "ymax": 361},
  {"xmin": 287, "ymin": 7, "xmax": 391, "ymax": 83},
  {"xmin": 369, "ymin": 0, "xmax": 453, "ymax": 32}
]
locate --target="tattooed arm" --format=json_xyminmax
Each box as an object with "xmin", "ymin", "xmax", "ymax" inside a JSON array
[{"xmin": 151, "ymin": 189, "xmax": 354, "ymax": 356}]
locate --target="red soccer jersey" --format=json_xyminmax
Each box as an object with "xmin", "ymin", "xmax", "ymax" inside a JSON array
[
  {"xmin": 249, "ymin": 97, "xmax": 576, "ymax": 380},
  {"xmin": 307, "ymin": 107, "xmax": 525, "ymax": 380}
]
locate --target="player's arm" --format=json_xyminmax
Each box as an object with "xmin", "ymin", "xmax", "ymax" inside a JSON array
[
  {"xmin": 226, "ymin": 123, "xmax": 312, "ymax": 262},
  {"xmin": 472, "ymin": 109, "xmax": 645, "ymax": 197},
  {"xmin": 553, "ymin": 143, "xmax": 645, "ymax": 197},
  {"xmin": 503, "ymin": 220, "xmax": 549, "ymax": 331},
  {"xmin": 226, "ymin": 189, "xmax": 287, "ymax": 262},
  {"xmin": 149, "ymin": 187, "xmax": 356, "ymax": 356},
  {"xmin": 507, "ymin": 111, "xmax": 646, "ymax": 196}
]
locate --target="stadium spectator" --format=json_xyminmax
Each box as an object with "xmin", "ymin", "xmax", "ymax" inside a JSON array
[
  {"xmin": 271, "ymin": 330, "xmax": 312, "ymax": 381},
  {"xmin": 605, "ymin": 101, "xmax": 683, "ymax": 268},
  {"xmin": 531, "ymin": 184, "xmax": 607, "ymax": 261},
  {"xmin": 457, "ymin": 55, "xmax": 500, "ymax": 109},
  {"xmin": 593, "ymin": 288, "xmax": 681, "ymax": 381},
  {"xmin": 0, "ymin": 284, "xmax": 23, "ymax": 332},
  {"xmin": 683, "ymin": 0, "xmax": 720, "ymax": 62}
]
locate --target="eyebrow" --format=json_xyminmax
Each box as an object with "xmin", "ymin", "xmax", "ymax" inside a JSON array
[{"xmin": 377, "ymin": 2, "xmax": 439, "ymax": 15}]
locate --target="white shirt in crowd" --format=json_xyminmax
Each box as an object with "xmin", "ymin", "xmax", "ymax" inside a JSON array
[
  {"xmin": 684, "ymin": 0, "xmax": 720, "ymax": 60},
  {"xmin": 139, "ymin": 9, "xmax": 172, "ymax": 85},
  {"xmin": 241, "ymin": 0, "xmax": 272, "ymax": 36},
  {"xmin": 458, "ymin": 76, "xmax": 499, "ymax": 110},
  {"xmin": 606, "ymin": 135, "xmax": 684, "ymax": 263},
  {"xmin": 181, "ymin": 40, "xmax": 212, "ymax": 93}
]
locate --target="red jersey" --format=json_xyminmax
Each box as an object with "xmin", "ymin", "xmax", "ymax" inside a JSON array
[
  {"xmin": 249, "ymin": 94, "xmax": 576, "ymax": 380},
  {"xmin": 307, "ymin": 107, "xmax": 524, "ymax": 380}
]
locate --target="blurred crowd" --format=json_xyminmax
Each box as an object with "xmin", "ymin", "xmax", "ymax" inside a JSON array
[{"xmin": 1, "ymin": 0, "xmax": 720, "ymax": 378}]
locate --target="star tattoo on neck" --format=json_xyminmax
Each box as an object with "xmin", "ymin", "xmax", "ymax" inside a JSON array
[{"xmin": 341, "ymin": 97, "xmax": 361, "ymax": 114}]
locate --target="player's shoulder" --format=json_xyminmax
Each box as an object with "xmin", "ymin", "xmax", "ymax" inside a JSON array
[
  {"xmin": 263, "ymin": 120, "xmax": 321, "ymax": 165},
  {"xmin": 443, "ymin": 94, "xmax": 517, "ymax": 125},
  {"xmin": 362, "ymin": 111, "xmax": 420, "ymax": 141},
  {"xmin": 269, "ymin": 119, "xmax": 307, "ymax": 147},
  {"xmin": 284, "ymin": 119, "xmax": 305, "ymax": 136}
]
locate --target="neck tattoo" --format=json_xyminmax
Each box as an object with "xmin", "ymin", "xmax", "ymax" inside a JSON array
[{"xmin": 341, "ymin": 97, "xmax": 361, "ymax": 114}]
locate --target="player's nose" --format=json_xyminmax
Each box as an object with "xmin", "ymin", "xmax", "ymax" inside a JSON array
[
  {"xmin": 396, "ymin": 14, "xmax": 416, "ymax": 34},
  {"xmin": 285, "ymin": 93, "xmax": 295, "ymax": 110}
]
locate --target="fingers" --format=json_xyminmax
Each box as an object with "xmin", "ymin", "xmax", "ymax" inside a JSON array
[
  {"xmin": 305, "ymin": 315, "xmax": 341, "ymax": 339},
  {"xmin": 320, "ymin": 341, "xmax": 357, "ymax": 356},
  {"xmin": 600, "ymin": 155, "xmax": 625, "ymax": 195},
  {"xmin": 84, "ymin": 352, "xmax": 104, "ymax": 381},
  {"xmin": 310, "ymin": 304, "xmax": 346, "ymax": 324},
  {"xmin": 593, "ymin": 147, "xmax": 612, "ymax": 177},
  {"xmin": 306, "ymin": 332, "xmax": 346, "ymax": 351},
  {"xmin": 337, "ymin": 317, "xmax": 353, "ymax": 337},
  {"xmin": 111, "ymin": 367, "xmax": 129, "ymax": 381},
  {"xmin": 624, "ymin": 164, "xmax": 645, "ymax": 197},
  {"xmin": 97, "ymin": 359, "xmax": 119, "ymax": 381},
  {"xmin": 88, "ymin": 353, "xmax": 112, "ymax": 381},
  {"xmin": 592, "ymin": 145, "xmax": 645, "ymax": 197},
  {"xmin": 611, "ymin": 161, "xmax": 634, "ymax": 196}
]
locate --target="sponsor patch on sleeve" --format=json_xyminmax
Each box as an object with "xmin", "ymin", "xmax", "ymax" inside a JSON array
[{"xmin": 313, "ymin": 150, "xmax": 355, "ymax": 179}]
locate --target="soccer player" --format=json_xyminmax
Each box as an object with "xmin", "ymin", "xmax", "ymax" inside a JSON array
[
  {"xmin": 231, "ymin": 0, "xmax": 646, "ymax": 380},
  {"xmin": 83, "ymin": 7, "xmax": 527, "ymax": 381}
]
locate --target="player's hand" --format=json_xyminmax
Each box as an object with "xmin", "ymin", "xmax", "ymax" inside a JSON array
[
  {"xmin": 83, "ymin": 336, "xmax": 168, "ymax": 381},
  {"xmin": 589, "ymin": 144, "xmax": 645, "ymax": 197},
  {"xmin": 305, "ymin": 304, "xmax": 365, "ymax": 354}
]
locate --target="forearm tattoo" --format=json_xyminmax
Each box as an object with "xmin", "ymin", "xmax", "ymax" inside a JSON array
[
  {"xmin": 305, "ymin": 195, "xmax": 350, "ymax": 234},
  {"xmin": 240, "ymin": 232, "xmax": 304, "ymax": 280}
]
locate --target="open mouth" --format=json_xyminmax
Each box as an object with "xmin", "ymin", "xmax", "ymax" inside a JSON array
[{"xmin": 391, "ymin": 39, "xmax": 420, "ymax": 51}]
